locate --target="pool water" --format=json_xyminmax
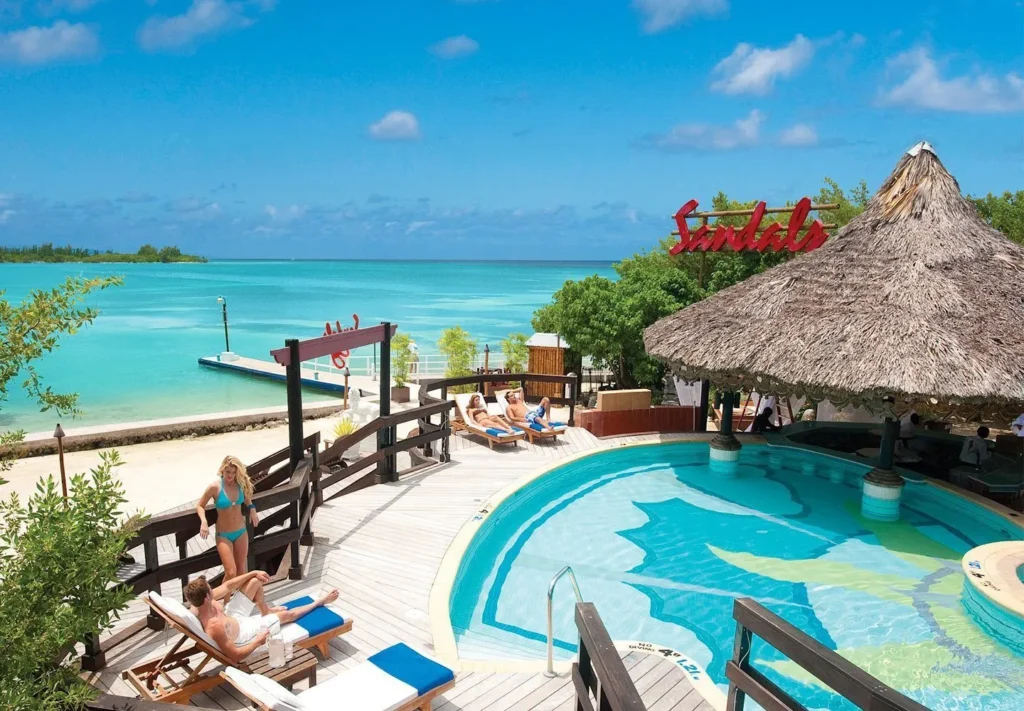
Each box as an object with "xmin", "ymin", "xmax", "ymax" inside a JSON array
[{"xmin": 449, "ymin": 443, "xmax": 1024, "ymax": 711}]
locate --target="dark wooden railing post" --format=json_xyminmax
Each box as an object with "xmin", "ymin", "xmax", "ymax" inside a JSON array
[
  {"xmin": 300, "ymin": 461, "xmax": 313, "ymax": 547},
  {"xmin": 143, "ymin": 539, "xmax": 165, "ymax": 631},
  {"xmin": 246, "ymin": 512, "xmax": 256, "ymax": 574},
  {"xmin": 288, "ymin": 499, "xmax": 302, "ymax": 580},
  {"xmin": 286, "ymin": 339, "xmax": 304, "ymax": 470},
  {"xmin": 441, "ymin": 407, "xmax": 451, "ymax": 463},
  {"xmin": 726, "ymin": 621, "xmax": 752, "ymax": 711},
  {"xmin": 377, "ymin": 321, "xmax": 394, "ymax": 483},
  {"xmin": 81, "ymin": 632, "xmax": 105, "ymax": 672},
  {"xmin": 177, "ymin": 540, "xmax": 189, "ymax": 597}
]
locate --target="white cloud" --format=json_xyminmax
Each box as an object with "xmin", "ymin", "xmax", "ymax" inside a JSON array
[
  {"xmin": 778, "ymin": 123, "xmax": 818, "ymax": 147},
  {"xmin": 0, "ymin": 20, "xmax": 98, "ymax": 64},
  {"xmin": 632, "ymin": 0, "xmax": 727, "ymax": 34},
  {"xmin": 429, "ymin": 35, "xmax": 479, "ymax": 59},
  {"xmin": 0, "ymin": 209, "xmax": 14, "ymax": 223},
  {"xmin": 881, "ymin": 47, "xmax": 1024, "ymax": 113},
  {"xmin": 711, "ymin": 35, "xmax": 814, "ymax": 95},
  {"xmin": 138, "ymin": 0, "xmax": 254, "ymax": 52},
  {"xmin": 638, "ymin": 109, "xmax": 763, "ymax": 151},
  {"xmin": 369, "ymin": 110, "xmax": 421, "ymax": 141}
]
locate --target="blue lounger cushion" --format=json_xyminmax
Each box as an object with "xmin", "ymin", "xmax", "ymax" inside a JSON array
[
  {"xmin": 368, "ymin": 642, "xmax": 455, "ymax": 697},
  {"xmin": 484, "ymin": 427, "xmax": 516, "ymax": 437},
  {"xmin": 280, "ymin": 595, "xmax": 347, "ymax": 638}
]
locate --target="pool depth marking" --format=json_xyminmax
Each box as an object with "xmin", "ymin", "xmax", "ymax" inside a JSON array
[{"xmin": 615, "ymin": 640, "xmax": 726, "ymax": 711}]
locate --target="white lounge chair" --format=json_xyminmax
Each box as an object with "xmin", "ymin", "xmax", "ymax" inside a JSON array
[
  {"xmin": 494, "ymin": 389, "xmax": 567, "ymax": 444},
  {"xmin": 222, "ymin": 642, "xmax": 456, "ymax": 711},
  {"xmin": 451, "ymin": 392, "xmax": 526, "ymax": 449},
  {"xmin": 123, "ymin": 590, "xmax": 353, "ymax": 703}
]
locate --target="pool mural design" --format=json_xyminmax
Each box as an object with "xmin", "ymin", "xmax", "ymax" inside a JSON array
[{"xmin": 448, "ymin": 443, "xmax": 1024, "ymax": 711}]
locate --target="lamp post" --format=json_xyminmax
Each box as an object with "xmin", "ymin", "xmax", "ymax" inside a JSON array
[
  {"xmin": 216, "ymin": 296, "xmax": 231, "ymax": 356},
  {"xmin": 54, "ymin": 423, "xmax": 68, "ymax": 503}
]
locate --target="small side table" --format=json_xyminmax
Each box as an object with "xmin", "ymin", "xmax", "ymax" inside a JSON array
[{"xmin": 246, "ymin": 646, "xmax": 318, "ymax": 691}]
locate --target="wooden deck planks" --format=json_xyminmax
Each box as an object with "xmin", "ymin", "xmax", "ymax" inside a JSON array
[{"xmin": 91, "ymin": 429, "xmax": 713, "ymax": 710}]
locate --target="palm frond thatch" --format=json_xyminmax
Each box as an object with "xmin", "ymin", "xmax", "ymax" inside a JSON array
[{"xmin": 644, "ymin": 142, "xmax": 1024, "ymax": 422}]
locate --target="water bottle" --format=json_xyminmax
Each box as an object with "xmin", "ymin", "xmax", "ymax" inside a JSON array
[
  {"xmin": 285, "ymin": 639, "xmax": 294, "ymax": 661},
  {"xmin": 268, "ymin": 634, "xmax": 285, "ymax": 668}
]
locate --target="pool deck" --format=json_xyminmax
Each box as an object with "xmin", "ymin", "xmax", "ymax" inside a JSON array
[{"xmin": 86, "ymin": 427, "xmax": 717, "ymax": 711}]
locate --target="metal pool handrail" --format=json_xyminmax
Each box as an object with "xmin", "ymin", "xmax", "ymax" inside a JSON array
[{"xmin": 546, "ymin": 565, "xmax": 584, "ymax": 677}]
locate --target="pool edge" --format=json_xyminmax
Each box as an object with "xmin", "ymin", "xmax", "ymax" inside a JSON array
[
  {"xmin": 428, "ymin": 435, "xmax": 734, "ymax": 707},
  {"xmin": 428, "ymin": 434, "xmax": 1023, "ymax": 707}
]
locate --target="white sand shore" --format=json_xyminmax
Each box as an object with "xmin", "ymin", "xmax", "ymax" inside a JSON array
[{"xmin": 2, "ymin": 417, "xmax": 336, "ymax": 517}]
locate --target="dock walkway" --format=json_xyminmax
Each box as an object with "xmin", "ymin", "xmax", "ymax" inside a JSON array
[
  {"xmin": 88, "ymin": 428, "xmax": 715, "ymax": 711},
  {"xmin": 198, "ymin": 354, "xmax": 382, "ymax": 398}
]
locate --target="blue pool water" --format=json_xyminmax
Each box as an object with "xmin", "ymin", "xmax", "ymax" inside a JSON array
[
  {"xmin": 450, "ymin": 443, "xmax": 1024, "ymax": 711},
  {"xmin": 0, "ymin": 260, "xmax": 611, "ymax": 432}
]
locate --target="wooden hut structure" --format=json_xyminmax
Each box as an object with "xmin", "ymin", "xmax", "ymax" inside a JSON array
[
  {"xmin": 644, "ymin": 142, "xmax": 1024, "ymax": 521},
  {"xmin": 527, "ymin": 333, "xmax": 569, "ymax": 400}
]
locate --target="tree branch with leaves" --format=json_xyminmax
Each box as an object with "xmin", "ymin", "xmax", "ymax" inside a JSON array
[{"xmin": 0, "ymin": 276, "xmax": 121, "ymax": 480}]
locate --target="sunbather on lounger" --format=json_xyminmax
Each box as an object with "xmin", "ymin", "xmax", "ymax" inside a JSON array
[
  {"xmin": 506, "ymin": 388, "xmax": 555, "ymax": 432},
  {"xmin": 184, "ymin": 573, "xmax": 339, "ymax": 664},
  {"xmin": 467, "ymin": 393, "xmax": 514, "ymax": 433}
]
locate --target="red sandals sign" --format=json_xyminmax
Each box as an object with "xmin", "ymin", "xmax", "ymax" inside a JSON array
[{"xmin": 670, "ymin": 197, "xmax": 829, "ymax": 254}]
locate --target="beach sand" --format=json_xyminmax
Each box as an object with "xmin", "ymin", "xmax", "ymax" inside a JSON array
[{"xmin": 1, "ymin": 418, "xmax": 338, "ymax": 517}]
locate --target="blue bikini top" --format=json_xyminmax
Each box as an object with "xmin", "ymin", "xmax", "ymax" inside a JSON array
[{"xmin": 216, "ymin": 482, "xmax": 245, "ymax": 509}]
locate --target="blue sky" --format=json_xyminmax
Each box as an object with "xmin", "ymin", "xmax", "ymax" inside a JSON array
[{"xmin": 0, "ymin": 0, "xmax": 1021, "ymax": 260}]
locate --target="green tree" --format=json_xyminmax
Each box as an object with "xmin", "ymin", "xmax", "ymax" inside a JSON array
[
  {"xmin": 533, "ymin": 250, "xmax": 700, "ymax": 389},
  {"xmin": 1, "ymin": 277, "xmax": 122, "ymax": 480},
  {"xmin": 0, "ymin": 451, "xmax": 144, "ymax": 710},
  {"xmin": 438, "ymin": 326, "xmax": 478, "ymax": 393},
  {"xmin": 968, "ymin": 191, "xmax": 1024, "ymax": 246},
  {"xmin": 137, "ymin": 244, "xmax": 158, "ymax": 258},
  {"xmin": 499, "ymin": 333, "xmax": 529, "ymax": 373},
  {"xmin": 390, "ymin": 332, "xmax": 413, "ymax": 388},
  {"xmin": 815, "ymin": 177, "xmax": 870, "ymax": 229}
]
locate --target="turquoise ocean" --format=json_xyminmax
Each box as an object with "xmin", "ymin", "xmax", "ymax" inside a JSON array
[{"xmin": 1, "ymin": 261, "xmax": 613, "ymax": 433}]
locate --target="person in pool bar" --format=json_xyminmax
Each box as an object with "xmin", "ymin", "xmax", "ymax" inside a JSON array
[
  {"xmin": 505, "ymin": 388, "xmax": 555, "ymax": 432},
  {"xmin": 196, "ymin": 455, "xmax": 260, "ymax": 581},
  {"xmin": 466, "ymin": 393, "xmax": 515, "ymax": 434}
]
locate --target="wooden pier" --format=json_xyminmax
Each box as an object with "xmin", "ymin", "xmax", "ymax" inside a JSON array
[{"xmin": 198, "ymin": 354, "xmax": 374, "ymax": 396}]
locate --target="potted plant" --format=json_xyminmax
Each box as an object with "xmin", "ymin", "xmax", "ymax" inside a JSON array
[
  {"xmin": 391, "ymin": 332, "xmax": 414, "ymax": 403},
  {"xmin": 332, "ymin": 416, "xmax": 360, "ymax": 460}
]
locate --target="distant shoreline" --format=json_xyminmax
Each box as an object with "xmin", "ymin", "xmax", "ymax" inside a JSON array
[{"xmin": 0, "ymin": 243, "xmax": 206, "ymax": 264}]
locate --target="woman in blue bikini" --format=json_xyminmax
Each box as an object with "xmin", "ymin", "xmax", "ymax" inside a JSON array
[{"xmin": 197, "ymin": 455, "xmax": 260, "ymax": 581}]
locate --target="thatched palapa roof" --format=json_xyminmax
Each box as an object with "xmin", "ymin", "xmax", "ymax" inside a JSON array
[{"xmin": 644, "ymin": 142, "xmax": 1024, "ymax": 422}]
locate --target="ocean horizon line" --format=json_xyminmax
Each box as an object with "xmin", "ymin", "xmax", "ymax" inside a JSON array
[{"xmin": 207, "ymin": 258, "xmax": 615, "ymax": 265}]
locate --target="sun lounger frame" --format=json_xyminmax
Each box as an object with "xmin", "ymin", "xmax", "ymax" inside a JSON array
[
  {"xmin": 452, "ymin": 392, "xmax": 526, "ymax": 449},
  {"xmin": 493, "ymin": 389, "xmax": 565, "ymax": 444},
  {"xmin": 123, "ymin": 595, "xmax": 353, "ymax": 704}
]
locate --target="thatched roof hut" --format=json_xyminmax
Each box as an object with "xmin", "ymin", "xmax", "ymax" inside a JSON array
[{"xmin": 644, "ymin": 142, "xmax": 1024, "ymax": 423}]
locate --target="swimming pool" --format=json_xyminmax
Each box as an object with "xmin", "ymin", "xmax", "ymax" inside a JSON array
[{"xmin": 447, "ymin": 442, "xmax": 1024, "ymax": 711}]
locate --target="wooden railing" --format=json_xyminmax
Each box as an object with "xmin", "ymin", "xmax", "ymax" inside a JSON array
[
  {"xmin": 726, "ymin": 598, "xmax": 930, "ymax": 711},
  {"xmin": 84, "ymin": 394, "xmax": 455, "ymax": 672},
  {"xmin": 421, "ymin": 372, "xmax": 581, "ymax": 426},
  {"xmin": 573, "ymin": 602, "xmax": 646, "ymax": 711}
]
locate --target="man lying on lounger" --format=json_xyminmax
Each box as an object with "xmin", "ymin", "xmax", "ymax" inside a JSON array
[
  {"xmin": 505, "ymin": 388, "xmax": 556, "ymax": 432},
  {"xmin": 184, "ymin": 572, "xmax": 339, "ymax": 664}
]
